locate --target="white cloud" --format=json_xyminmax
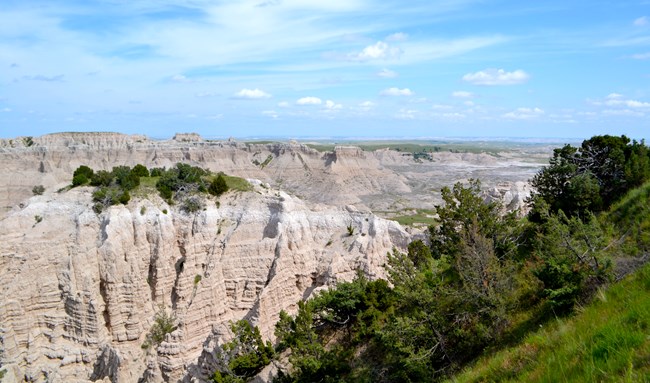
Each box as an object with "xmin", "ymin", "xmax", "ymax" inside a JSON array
[
  {"xmin": 386, "ymin": 32, "xmax": 408, "ymax": 42},
  {"xmin": 452, "ymin": 91, "xmax": 474, "ymax": 98},
  {"xmin": 358, "ymin": 101, "xmax": 375, "ymax": 111},
  {"xmin": 434, "ymin": 112, "xmax": 466, "ymax": 120},
  {"xmin": 377, "ymin": 68, "xmax": 398, "ymax": 78},
  {"xmin": 349, "ymin": 41, "xmax": 402, "ymax": 61},
  {"xmin": 380, "ymin": 87, "xmax": 414, "ymax": 96},
  {"xmin": 502, "ymin": 107, "xmax": 544, "ymax": 120},
  {"xmin": 603, "ymin": 109, "xmax": 645, "ymax": 117},
  {"xmin": 634, "ymin": 16, "xmax": 648, "ymax": 26},
  {"xmin": 324, "ymin": 100, "xmax": 342, "ymax": 110},
  {"xmin": 597, "ymin": 93, "xmax": 650, "ymax": 108},
  {"xmin": 233, "ymin": 88, "xmax": 271, "ymax": 99},
  {"xmin": 396, "ymin": 108, "xmax": 417, "ymax": 120},
  {"xmin": 277, "ymin": 101, "xmax": 290, "ymax": 108},
  {"xmin": 1, "ymin": 108, "xmax": 11, "ymax": 112},
  {"xmin": 296, "ymin": 96, "xmax": 322, "ymax": 105},
  {"xmin": 631, "ymin": 52, "xmax": 650, "ymax": 60},
  {"xmin": 262, "ymin": 110, "xmax": 279, "ymax": 119},
  {"xmin": 462, "ymin": 69, "xmax": 530, "ymax": 85},
  {"xmin": 432, "ymin": 104, "xmax": 453, "ymax": 110}
]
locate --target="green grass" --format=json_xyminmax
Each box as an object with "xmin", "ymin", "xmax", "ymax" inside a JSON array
[
  {"xmin": 131, "ymin": 176, "xmax": 160, "ymax": 198},
  {"xmin": 217, "ymin": 174, "xmax": 253, "ymax": 192},
  {"xmin": 604, "ymin": 181, "xmax": 650, "ymax": 254},
  {"xmin": 390, "ymin": 209, "xmax": 437, "ymax": 226},
  {"xmin": 447, "ymin": 262, "xmax": 650, "ymax": 383}
]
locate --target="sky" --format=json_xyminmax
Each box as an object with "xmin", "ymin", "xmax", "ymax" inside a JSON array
[{"xmin": 1, "ymin": 0, "xmax": 649, "ymax": 140}]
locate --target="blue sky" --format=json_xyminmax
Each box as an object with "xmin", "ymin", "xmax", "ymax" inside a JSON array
[{"xmin": 1, "ymin": 0, "xmax": 649, "ymax": 140}]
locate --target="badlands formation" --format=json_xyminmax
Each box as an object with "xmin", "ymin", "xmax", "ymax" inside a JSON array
[{"xmin": 0, "ymin": 133, "xmax": 550, "ymax": 382}]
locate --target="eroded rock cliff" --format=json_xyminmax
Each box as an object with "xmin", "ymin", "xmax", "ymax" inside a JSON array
[{"xmin": 0, "ymin": 183, "xmax": 409, "ymax": 382}]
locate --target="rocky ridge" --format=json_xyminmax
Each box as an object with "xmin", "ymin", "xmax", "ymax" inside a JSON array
[
  {"xmin": 0, "ymin": 132, "xmax": 545, "ymax": 220},
  {"xmin": 0, "ymin": 181, "xmax": 409, "ymax": 382}
]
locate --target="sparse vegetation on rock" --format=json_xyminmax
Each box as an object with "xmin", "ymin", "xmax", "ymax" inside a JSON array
[{"xmin": 32, "ymin": 185, "xmax": 45, "ymax": 196}]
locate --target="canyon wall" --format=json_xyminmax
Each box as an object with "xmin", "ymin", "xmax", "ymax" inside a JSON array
[{"xmin": 0, "ymin": 184, "xmax": 409, "ymax": 382}]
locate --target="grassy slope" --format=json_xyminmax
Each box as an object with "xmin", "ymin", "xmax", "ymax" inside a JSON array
[
  {"xmin": 448, "ymin": 262, "xmax": 650, "ymax": 383},
  {"xmin": 448, "ymin": 182, "xmax": 650, "ymax": 383}
]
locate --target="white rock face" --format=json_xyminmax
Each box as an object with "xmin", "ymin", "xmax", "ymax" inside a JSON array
[{"xmin": 0, "ymin": 185, "xmax": 409, "ymax": 382}]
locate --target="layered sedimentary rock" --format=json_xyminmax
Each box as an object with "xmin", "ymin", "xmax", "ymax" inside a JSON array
[
  {"xmin": 0, "ymin": 132, "xmax": 545, "ymax": 219},
  {"xmin": 0, "ymin": 184, "xmax": 409, "ymax": 382}
]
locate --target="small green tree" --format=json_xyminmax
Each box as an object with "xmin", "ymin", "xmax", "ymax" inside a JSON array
[
  {"xmin": 131, "ymin": 164, "xmax": 150, "ymax": 178},
  {"xmin": 209, "ymin": 174, "xmax": 229, "ymax": 196},
  {"xmin": 212, "ymin": 320, "xmax": 274, "ymax": 383},
  {"xmin": 143, "ymin": 308, "xmax": 177, "ymax": 350},
  {"xmin": 72, "ymin": 165, "xmax": 94, "ymax": 186}
]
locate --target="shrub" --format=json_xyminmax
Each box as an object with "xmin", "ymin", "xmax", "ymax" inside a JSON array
[
  {"xmin": 131, "ymin": 164, "xmax": 150, "ymax": 178},
  {"xmin": 90, "ymin": 170, "xmax": 114, "ymax": 187},
  {"xmin": 73, "ymin": 165, "xmax": 94, "ymax": 180},
  {"xmin": 209, "ymin": 174, "xmax": 229, "ymax": 196},
  {"xmin": 32, "ymin": 185, "xmax": 45, "ymax": 196},
  {"xmin": 72, "ymin": 174, "xmax": 89, "ymax": 186},
  {"xmin": 143, "ymin": 308, "xmax": 177, "ymax": 350},
  {"xmin": 182, "ymin": 197, "xmax": 204, "ymax": 213},
  {"xmin": 34, "ymin": 215, "xmax": 42, "ymax": 224}
]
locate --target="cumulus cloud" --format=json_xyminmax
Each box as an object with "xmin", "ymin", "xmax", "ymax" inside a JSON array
[
  {"xmin": 277, "ymin": 101, "xmax": 290, "ymax": 108},
  {"xmin": 349, "ymin": 41, "xmax": 402, "ymax": 61},
  {"xmin": 634, "ymin": 16, "xmax": 648, "ymax": 26},
  {"xmin": 1, "ymin": 107, "xmax": 11, "ymax": 112},
  {"xmin": 233, "ymin": 88, "xmax": 271, "ymax": 99},
  {"xmin": 324, "ymin": 100, "xmax": 342, "ymax": 110},
  {"xmin": 386, "ymin": 32, "xmax": 408, "ymax": 41},
  {"xmin": 380, "ymin": 87, "xmax": 414, "ymax": 96},
  {"xmin": 377, "ymin": 68, "xmax": 398, "ymax": 78},
  {"xmin": 359, "ymin": 101, "xmax": 375, "ymax": 108},
  {"xmin": 452, "ymin": 91, "xmax": 474, "ymax": 99},
  {"xmin": 462, "ymin": 69, "xmax": 530, "ymax": 85},
  {"xmin": 594, "ymin": 93, "xmax": 650, "ymax": 108},
  {"xmin": 502, "ymin": 107, "xmax": 544, "ymax": 120},
  {"xmin": 296, "ymin": 97, "xmax": 322, "ymax": 105}
]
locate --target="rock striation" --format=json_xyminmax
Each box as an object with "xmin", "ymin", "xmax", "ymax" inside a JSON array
[
  {"xmin": 0, "ymin": 183, "xmax": 410, "ymax": 382},
  {"xmin": 0, "ymin": 132, "xmax": 547, "ymax": 220}
]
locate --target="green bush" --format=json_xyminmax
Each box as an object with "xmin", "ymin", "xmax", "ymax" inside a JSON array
[
  {"xmin": 131, "ymin": 164, "xmax": 150, "ymax": 178},
  {"xmin": 143, "ymin": 308, "xmax": 177, "ymax": 350},
  {"xmin": 32, "ymin": 185, "xmax": 45, "ymax": 195},
  {"xmin": 209, "ymin": 174, "xmax": 229, "ymax": 196},
  {"xmin": 73, "ymin": 165, "xmax": 94, "ymax": 185},
  {"xmin": 212, "ymin": 320, "xmax": 274, "ymax": 382},
  {"xmin": 72, "ymin": 174, "xmax": 89, "ymax": 186}
]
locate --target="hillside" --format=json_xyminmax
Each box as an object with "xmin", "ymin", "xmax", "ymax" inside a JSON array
[
  {"xmin": 448, "ymin": 181, "xmax": 650, "ymax": 382},
  {"xmin": 448, "ymin": 262, "xmax": 650, "ymax": 382}
]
